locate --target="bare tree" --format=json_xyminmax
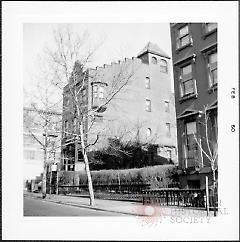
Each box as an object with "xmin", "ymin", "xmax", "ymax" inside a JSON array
[
  {"xmin": 193, "ymin": 105, "xmax": 218, "ymax": 214},
  {"xmin": 23, "ymin": 60, "xmax": 62, "ymax": 198},
  {"xmin": 45, "ymin": 26, "xmax": 139, "ymax": 206}
]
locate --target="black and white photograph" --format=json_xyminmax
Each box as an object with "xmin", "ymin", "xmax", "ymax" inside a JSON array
[{"xmin": 2, "ymin": 1, "xmax": 239, "ymax": 241}]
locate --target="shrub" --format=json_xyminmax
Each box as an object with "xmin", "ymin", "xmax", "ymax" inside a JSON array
[{"xmin": 59, "ymin": 164, "xmax": 177, "ymax": 189}]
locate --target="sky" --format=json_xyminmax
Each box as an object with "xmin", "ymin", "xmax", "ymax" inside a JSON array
[{"xmin": 23, "ymin": 23, "xmax": 174, "ymax": 91}]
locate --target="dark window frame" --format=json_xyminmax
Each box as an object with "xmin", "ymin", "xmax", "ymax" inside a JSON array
[
  {"xmin": 202, "ymin": 23, "xmax": 217, "ymax": 39},
  {"xmin": 176, "ymin": 24, "xmax": 193, "ymax": 51},
  {"xmin": 183, "ymin": 120, "xmax": 199, "ymax": 168},
  {"xmin": 178, "ymin": 60, "xmax": 198, "ymax": 102},
  {"xmin": 202, "ymin": 45, "xmax": 218, "ymax": 93}
]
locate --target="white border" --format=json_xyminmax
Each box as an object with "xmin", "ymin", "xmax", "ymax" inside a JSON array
[{"xmin": 2, "ymin": 1, "xmax": 239, "ymax": 240}]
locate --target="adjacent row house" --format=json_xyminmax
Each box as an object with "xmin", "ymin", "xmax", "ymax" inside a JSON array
[{"xmin": 170, "ymin": 23, "xmax": 218, "ymax": 189}]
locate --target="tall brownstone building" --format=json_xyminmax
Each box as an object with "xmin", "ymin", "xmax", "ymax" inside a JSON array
[
  {"xmin": 170, "ymin": 23, "xmax": 217, "ymax": 189},
  {"xmin": 61, "ymin": 42, "xmax": 177, "ymax": 171}
]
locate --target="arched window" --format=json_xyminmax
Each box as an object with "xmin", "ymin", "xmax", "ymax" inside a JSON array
[
  {"xmin": 147, "ymin": 128, "xmax": 152, "ymax": 137},
  {"xmin": 160, "ymin": 59, "xmax": 168, "ymax": 73},
  {"xmin": 151, "ymin": 56, "xmax": 157, "ymax": 64},
  {"xmin": 145, "ymin": 77, "xmax": 150, "ymax": 89},
  {"xmin": 145, "ymin": 99, "xmax": 151, "ymax": 112}
]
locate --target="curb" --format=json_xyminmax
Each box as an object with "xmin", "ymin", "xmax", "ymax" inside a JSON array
[{"xmin": 24, "ymin": 194, "xmax": 142, "ymax": 216}]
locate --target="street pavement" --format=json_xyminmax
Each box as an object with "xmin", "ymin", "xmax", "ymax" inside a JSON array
[
  {"xmin": 24, "ymin": 191, "xmax": 214, "ymax": 217},
  {"xmin": 24, "ymin": 196, "xmax": 127, "ymax": 216}
]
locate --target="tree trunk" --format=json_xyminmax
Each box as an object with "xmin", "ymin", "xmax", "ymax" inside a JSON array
[
  {"xmin": 79, "ymin": 123, "xmax": 95, "ymax": 206},
  {"xmin": 49, "ymin": 169, "xmax": 52, "ymax": 195},
  {"xmin": 42, "ymin": 145, "xmax": 47, "ymax": 199},
  {"xmin": 42, "ymin": 130, "xmax": 48, "ymax": 199},
  {"xmin": 212, "ymin": 168, "xmax": 217, "ymax": 216}
]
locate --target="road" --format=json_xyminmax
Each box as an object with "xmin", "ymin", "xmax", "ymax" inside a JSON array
[{"xmin": 24, "ymin": 197, "xmax": 126, "ymax": 216}]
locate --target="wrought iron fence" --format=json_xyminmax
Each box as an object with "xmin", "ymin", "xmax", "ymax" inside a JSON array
[
  {"xmin": 142, "ymin": 188, "xmax": 217, "ymax": 209},
  {"xmin": 55, "ymin": 184, "xmax": 217, "ymax": 209}
]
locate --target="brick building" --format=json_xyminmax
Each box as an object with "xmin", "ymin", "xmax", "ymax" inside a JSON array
[
  {"xmin": 61, "ymin": 42, "xmax": 177, "ymax": 171},
  {"xmin": 170, "ymin": 23, "xmax": 217, "ymax": 189}
]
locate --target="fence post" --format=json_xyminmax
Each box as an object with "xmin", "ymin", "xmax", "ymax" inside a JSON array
[
  {"xmin": 177, "ymin": 191, "xmax": 180, "ymax": 206},
  {"xmin": 166, "ymin": 191, "xmax": 169, "ymax": 206},
  {"xmin": 205, "ymin": 176, "xmax": 209, "ymax": 216}
]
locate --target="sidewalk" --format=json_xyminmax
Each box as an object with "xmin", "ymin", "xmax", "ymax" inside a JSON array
[{"xmin": 24, "ymin": 191, "xmax": 214, "ymax": 217}]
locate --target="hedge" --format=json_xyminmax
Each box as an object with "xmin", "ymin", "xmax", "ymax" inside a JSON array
[{"xmin": 58, "ymin": 164, "xmax": 177, "ymax": 189}]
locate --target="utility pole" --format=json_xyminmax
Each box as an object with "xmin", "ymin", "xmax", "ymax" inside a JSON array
[
  {"xmin": 42, "ymin": 128, "xmax": 48, "ymax": 199},
  {"xmin": 42, "ymin": 131, "xmax": 58, "ymax": 199}
]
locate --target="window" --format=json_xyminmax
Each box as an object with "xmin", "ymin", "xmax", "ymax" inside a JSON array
[
  {"xmin": 145, "ymin": 77, "xmax": 150, "ymax": 89},
  {"xmin": 206, "ymin": 23, "xmax": 217, "ymax": 33},
  {"xmin": 184, "ymin": 121, "xmax": 198, "ymax": 166},
  {"xmin": 24, "ymin": 135, "xmax": 35, "ymax": 146},
  {"xmin": 179, "ymin": 63, "xmax": 197, "ymax": 98},
  {"xmin": 166, "ymin": 150, "xmax": 172, "ymax": 159},
  {"xmin": 24, "ymin": 150, "xmax": 35, "ymax": 160},
  {"xmin": 93, "ymin": 85, "xmax": 98, "ymax": 98},
  {"xmin": 147, "ymin": 128, "xmax": 152, "ymax": 137},
  {"xmin": 94, "ymin": 114, "xmax": 103, "ymax": 122},
  {"xmin": 92, "ymin": 84, "xmax": 105, "ymax": 99},
  {"xmin": 164, "ymin": 101, "xmax": 170, "ymax": 112},
  {"xmin": 208, "ymin": 52, "xmax": 217, "ymax": 88},
  {"xmin": 145, "ymin": 99, "xmax": 151, "ymax": 112},
  {"xmin": 151, "ymin": 56, "xmax": 157, "ymax": 64},
  {"xmin": 160, "ymin": 59, "xmax": 168, "ymax": 73},
  {"xmin": 176, "ymin": 25, "xmax": 192, "ymax": 49},
  {"xmin": 166, "ymin": 123, "xmax": 171, "ymax": 137},
  {"xmin": 99, "ymin": 86, "xmax": 104, "ymax": 99}
]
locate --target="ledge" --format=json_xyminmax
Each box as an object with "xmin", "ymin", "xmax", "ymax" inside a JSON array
[
  {"xmin": 202, "ymin": 28, "xmax": 217, "ymax": 39},
  {"xmin": 173, "ymin": 53, "xmax": 196, "ymax": 66},
  {"xmin": 179, "ymin": 93, "xmax": 198, "ymax": 103},
  {"xmin": 176, "ymin": 42, "xmax": 193, "ymax": 53}
]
